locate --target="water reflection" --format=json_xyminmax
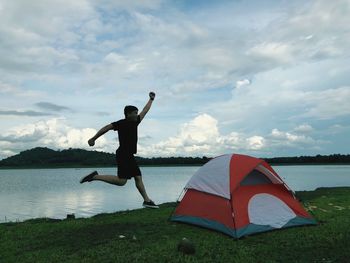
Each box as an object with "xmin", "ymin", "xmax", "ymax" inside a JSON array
[{"xmin": 0, "ymin": 165, "xmax": 349, "ymax": 222}]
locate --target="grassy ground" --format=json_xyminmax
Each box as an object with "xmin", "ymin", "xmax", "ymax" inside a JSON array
[{"xmin": 1, "ymin": 187, "xmax": 349, "ymax": 263}]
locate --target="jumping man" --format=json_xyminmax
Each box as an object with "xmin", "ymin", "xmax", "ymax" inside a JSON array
[{"xmin": 80, "ymin": 92, "xmax": 158, "ymax": 208}]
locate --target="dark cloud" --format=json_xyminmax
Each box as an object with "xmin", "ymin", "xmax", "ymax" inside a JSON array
[
  {"xmin": 35, "ymin": 102, "xmax": 71, "ymax": 112},
  {"xmin": 0, "ymin": 110, "xmax": 53, "ymax": 116}
]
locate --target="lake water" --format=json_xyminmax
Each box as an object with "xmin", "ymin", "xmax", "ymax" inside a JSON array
[{"xmin": 0, "ymin": 165, "xmax": 349, "ymax": 223}]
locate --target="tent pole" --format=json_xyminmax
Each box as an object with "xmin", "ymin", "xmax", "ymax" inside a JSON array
[{"xmin": 229, "ymin": 192, "xmax": 238, "ymax": 238}]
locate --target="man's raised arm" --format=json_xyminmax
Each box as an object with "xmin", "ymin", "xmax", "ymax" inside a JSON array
[
  {"xmin": 139, "ymin": 92, "xmax": 155, "ymax": 121},
  {"xmin": 88, "ymin": 123, "xmax": 114, "ymax": 146}
]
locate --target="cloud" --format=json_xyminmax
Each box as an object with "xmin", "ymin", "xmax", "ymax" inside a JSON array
[
  {"xmin": 293, "ymin": 124, "xmax": 313, "ymax": 133},
  {"xmin": 139, "ymin": 114, "xmax": 324, "ymax": 157},
  {"xmin": 95, "ymin": 111, "xmax": 111, "ymax": 116},
  {"xmin": 0, "ymin": 81, "xmax": 42, "ymax": 98},
  {"xmin": 326, "ymin": 124, "xmax": 350, "ymax": 135},
  {"xmin": 89, "ymin": 0, "xmax": 163, "ymax": 12},
  {"xmin": 0, "ymin": 132, "xmax": 44, "ymax": 144},
  {"xmin": 0, "ymin": 118, "xmax": 110, "ymax": 159},
  {"xmin": 101, "ymin": 52, "xmax": 146, "ymax": 75},
  {"xmin": 0, "ymin": 0, "xmax": 349, "ymax": 158},
  {"xmin": 206, "ymin": 59, "xmax": 350, "ymax": 134},
  {"xmin": 0, "ymin": 0, "xmax": 94, "ymax": 74},
  {"xmin": 268, "ymin": 128, "xmax": 318, "ymax": 149},
  {"xmin": 35, "ymin": 102, "xmax": 72, "ymax": 112},
  {"xmin": 0, "ymin": 149, "xmax": 16, "ymax": 159},
  {"xmin": 302, "ymin": 86, "xmax": 350, "ymax": 119},
  {"xmin": 1, "ymin": 0, "xmax": 346, "ymax": 98},
  {"xmin": 0, "ymin": 110, "xmax": 53, "ymax": 117},
  {"xmin": 235, "ymin": 79, "xmax": 251, "ymax": 89},
  {"xmin": 146, "ymin": 114, "xmax": 220, "ymax": 156},
  {"xmin": 246, "ymin": 136, "xmax": 265, "ymax": 150},
  {"xmin": 0, "ymin": 0, "xmax": 347, "ymax": 82},
  {"xmin": 0, "ymin": 112, "xmax": 333, "ymax": 160},
  {"xmin": 286, "ymin": 0, "xmax": 350, "ymax": 60},
  {"xmin": 137, "ymin": 114, "xmax": 259, "ymax": 156},
  {"xmin": 0, "ymin": 81, "xmax": 22, "ymax": 94},
  {"xmin": 247, "ymin": 42, "xmax": 295, "ymax": 65}
]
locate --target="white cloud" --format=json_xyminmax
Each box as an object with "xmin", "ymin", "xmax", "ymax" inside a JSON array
[
  {"xmin": 0, "ymin": 81, "xmax": 41, "ymax": 98},
  {"xmin": 208, "ymin": 59, "xmax": 350, "ymax": 133},
  {"xmin": 102, "ymin": 52, "xmax": 145, "ymax": 73},
  {"xmin": 0, "ymin": 0, "xmax": 349, "ymax": 158},
  {"xmin": 140, "ymin": 114, "xmax": 220, "ymax": 156},
  {"xmin": 181, "ymin": 114, "xmax": 219, "ymax": 144},
  {"xmin": 326, "ymin": 124, "xmax": 350, "ymax": 135},
  {"xmin": 137, "ymin": 114, "xmax": 253, "ymax": 156},
  {"xmin": 269, "ymin": 128, "xmax": 317, "ymax": 147},
  {"xmin": 169, "ymin": 72, "xmax": 232, "ymax": 96},
  {"xmin": 293, "ymin": 124, "xmax": 313, "ymax": 133},
  {"xmin": 236, "ymin": 79, "xmax": 251, "ymax": 89},
  {"xmin": 139, "ymin": 114, "xmax": 325, "ymax": 157},
  {"xmin": 247, "ymin": 42, "xmax": 295, "ymax": 64},
  {"xmin": 0, "ymin": 0, "xmax": 97, "ymax": 75},
  {"xmin": 90, "ymin": 0, "xmax": 163, "ymax": 12},
  {"xmin": 56, "ymin": 128, "xmax": 95, "ymax": 149},
  {"xmin": 0, "ymin": 118, "xmax": 110, "ymax": 159},
  {"xmin": 0, "ymin": 149, "xmax": 15, "ymax": 159},
  {"xmin": 302, "ymin": 86, "xmax": 350, "ymax": 119},
  {"xmin": 247, "ymin": 136, "xmax": 265, "ymax": 150}
]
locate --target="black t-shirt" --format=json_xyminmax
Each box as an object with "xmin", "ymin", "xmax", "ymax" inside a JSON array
[{"xmin": 111, "ymin": 115, "xmax": 141, "ymax": 154}]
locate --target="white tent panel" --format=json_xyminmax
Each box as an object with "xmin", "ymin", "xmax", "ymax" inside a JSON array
[
  {"xmin": 248, "ymin": 193, "xmax": 296, "ymax": 228},
  {"xmin": 185, "ymin": 154, "xmax": 232, "ymax": 199}
]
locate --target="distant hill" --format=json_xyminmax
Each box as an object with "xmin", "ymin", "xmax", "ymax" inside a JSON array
[
  {"xmin": 0, "ymin": 147, "xmax": 116, "ymax": 168},
  {"xmin": 0, "ymin": 147, "xmax": 349, "ymax": 168}
]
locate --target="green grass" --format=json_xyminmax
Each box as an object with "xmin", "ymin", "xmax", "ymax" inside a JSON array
[{"xmin": 1, "ymin": 187, "xmax": 349, "ymax": 263}]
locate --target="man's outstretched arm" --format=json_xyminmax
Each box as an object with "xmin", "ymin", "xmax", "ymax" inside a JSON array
[
  {"xmin": 139, "ymin": 92, "xmax": 155, "ymax": 122},
  {"xmin": 88, "ymin": 124, "xmax": 113, "ymax": 146}
]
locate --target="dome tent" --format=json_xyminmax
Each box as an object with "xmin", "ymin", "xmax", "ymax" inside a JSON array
[{"xmin": 171, "ymin": 154, "xmax": 317, "ymax": 238}]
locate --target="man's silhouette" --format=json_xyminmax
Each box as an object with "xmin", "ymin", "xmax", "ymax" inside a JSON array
[{"xmin": 80, "ymin": 92, "xmax": 158, "ymax": 208}]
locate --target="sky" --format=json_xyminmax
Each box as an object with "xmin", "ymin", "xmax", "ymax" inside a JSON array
[{"xmin": 0, "ymin": 0, "xmax": 349, "ymax": 159}]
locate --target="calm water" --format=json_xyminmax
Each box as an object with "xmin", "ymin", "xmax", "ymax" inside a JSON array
[{"xmin": 0, "ymin": 165, "xmax": 349, "ymax": 223}]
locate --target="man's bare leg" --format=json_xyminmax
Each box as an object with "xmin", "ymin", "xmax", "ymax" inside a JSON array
[
  {"xmin": 134, "ymin": 176, "xmax": 151, "ymax": 202},
  {"xmin": 93, "ymin": 175, "xmax": 127, "ymax": 186}
]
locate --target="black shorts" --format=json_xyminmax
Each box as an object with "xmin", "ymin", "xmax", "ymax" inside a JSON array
[{"xmin": 116, "ymin": 150, "xmax": 141, "ymax": 179}]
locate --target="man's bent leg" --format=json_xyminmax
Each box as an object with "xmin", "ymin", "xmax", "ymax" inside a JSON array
[
  {"xmin": 134, "ymin": 176, "xmax": 151, "ymax": 202},
  {"xmin": 93, "ymin": 175, "xmax": 127, "ymax": 186}
]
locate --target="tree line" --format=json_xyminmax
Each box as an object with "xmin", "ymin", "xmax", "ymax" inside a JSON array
[
  {"xmin": 263, "ymin": 154, "xmax": 350, "ymax": 165},
  {"xmin": 0, "ymin": 147, "xmax": 349, "ymax": 168}
]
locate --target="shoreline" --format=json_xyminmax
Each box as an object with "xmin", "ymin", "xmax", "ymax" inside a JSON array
[
  {"xmin": 1, "ymin": 186, "xmax": 348, "ymax": 225},
  {"xmin": 1, "ymin": 163, "xmax": 350, "ymax": 170},
  {"xmin": 1, "ymin": 187, "xmax": 349, "ymax": 262}
]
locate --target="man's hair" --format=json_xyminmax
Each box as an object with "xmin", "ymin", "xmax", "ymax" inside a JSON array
[{"xmin": 124, "ymin": 105, "xmax": 138, "ymax": 117}]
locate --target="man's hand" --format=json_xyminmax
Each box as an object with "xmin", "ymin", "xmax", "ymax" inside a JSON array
[
  {"xmin": 140, "ymin": 92, "xmax": 156, "ymax": 121},
  {"xmin": 149, "ymin": 91, "xmax": 156, "ymax": 100},
  {"xmin": 88, "ymin": 138, "xmax": 95, "ymax": 146}
]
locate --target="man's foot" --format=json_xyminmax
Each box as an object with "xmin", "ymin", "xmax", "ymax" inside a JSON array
[
  {"xmin": 80, "ymin": 171, "xmax": 98, "ymax": 184},
  {"xmin": 143, "ymin": 200, "xmax": 159, "ymax": 209}
]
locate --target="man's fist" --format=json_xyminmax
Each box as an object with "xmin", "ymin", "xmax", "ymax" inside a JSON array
[
  {"xmin": 149, "ymin": 92, "xmax": 156, "ymax": 100},
  {"xmin": 88, "ymin": 138, "xmax": 95, "ymax": 146}
]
